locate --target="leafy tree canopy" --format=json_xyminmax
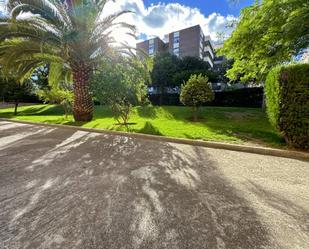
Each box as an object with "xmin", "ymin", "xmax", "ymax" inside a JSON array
[
  {"xmin": 151, "ymin": 53, "xmax": 217, "ymax": 91},
  {"xmin": 31, "ymin": 66, "xmax": 49, "ymax": 90},
  {"xmin": 180, "ymin": 74, "xmax": 214, "ymax": 121},
  {"xmin": 219, "ymin": 0, "xmax": 309, "ymax": 82},
  {"xmin": 91, "ymin": 56, "xmax": 152, "ymax": 125},
  {"xmin": 151, "ymin": 53, "xmax": 180, "ymax": 89},
  {"xmin": 174, "ymin": 56, "xmax": 215, "ymax": 85},
  {"xmin": 0, "ymin": 70, "xmax": 36, "ymax": 114}
]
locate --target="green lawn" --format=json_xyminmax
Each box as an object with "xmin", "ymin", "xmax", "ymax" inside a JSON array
[{"xmin": 0, "ymin": 104, "xmax": 285, "ymax": 147}]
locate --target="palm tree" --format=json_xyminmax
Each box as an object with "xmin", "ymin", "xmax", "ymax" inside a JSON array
[{"xmin": 0, "ymin": 0, "xmax": 135, "ymax": 121}]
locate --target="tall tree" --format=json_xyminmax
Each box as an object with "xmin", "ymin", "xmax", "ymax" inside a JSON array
[
  {"xmin": 0, "ymin": 0, "xmax": 135, "ymax": 121},
  {"xmin": 0, "ymin": 72, "xmax": 35, "ymax": 115},
  {"xmin": 219, "ymin": 0, "xmax": 309, "ymax": 82},
  {"xmin": 151, "ymin": 53, "xmax": 180, "ymax": 104},
  {"xmin": 173, "ymin": 56, "xmax": 214, "ymax": 86}
]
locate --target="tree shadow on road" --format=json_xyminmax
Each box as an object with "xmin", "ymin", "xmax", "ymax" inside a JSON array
[
  {"xmin": 248, "ymin": 181, "xmax": 309, "ymax": 229},
  {"xmin": 0, "ymin": 126, "xmax": 271, "ymax": 249}
]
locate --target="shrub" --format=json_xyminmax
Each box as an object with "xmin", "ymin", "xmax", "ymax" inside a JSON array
[
  {"xmin": 38, "ymin": 83, "xmax": 73, "ymax": 118},
  {"xmin": 211, "ymin": 88, "xmax": 264, "ymax": 107},
  {"xmin": 265, "ymin": 64, "xmax": 309, "ymax": 149},
  {"xmin": 180, "ymin": 74, "xmax": 214, "ymax": 121},
  {"xmin": 92, "ymin": 57, "xmax": 150, "ymax": 125},
  {"xmin": 37, "ymin": 63, "xmax": 73, "ymax": 118}
]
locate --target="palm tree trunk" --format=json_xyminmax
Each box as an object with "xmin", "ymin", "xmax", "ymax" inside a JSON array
[{"xmin": 71, "ymin": 62, "xmax": 93, "ymax": 121}]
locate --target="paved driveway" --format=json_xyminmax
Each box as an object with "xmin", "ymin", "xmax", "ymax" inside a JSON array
[{"xmin": 0, "ymin": 120, "xmax": 308, "ymax": 249}]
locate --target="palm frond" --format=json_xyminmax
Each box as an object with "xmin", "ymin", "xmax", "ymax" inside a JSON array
[
  {"xmin": 1, "ymin": 0, "xmax": 138, "ymax": 75},
  {"xmin": 93, "ymin": 10, "xmax": 133, "ymax": 32},
  {"xmin": 8, "ymin": 0, "xmax": 65, "ymax": 28},
  {"xmin": 0, "ymin": 18, "xmax": 62, "ymax": 47},
  {"xmin": 49, "ymin": 62, "xmax": 71, "ymax": 86}
]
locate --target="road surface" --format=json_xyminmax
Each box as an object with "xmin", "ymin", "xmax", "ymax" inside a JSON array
[{"xmin": 0, "ymin": 121, "xmax": 308, "ymax": 249}]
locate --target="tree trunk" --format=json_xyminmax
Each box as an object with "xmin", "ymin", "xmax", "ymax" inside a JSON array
[
  {"xmin": 262, "ymin": 88, "xmax": 266, "ymax": 110},
  {"xmin": 159, "ymin": 85, "xmax": 164, "ymax": 106},
  {"xmin": 193, "ymin": 106, "xmax": 198, "ymax": 122},
  {"xmin": 71, "ymin": 62, "xmax": 93, "ymax": 121},
  {"xmin": 14, "ymin": 100, "xmax": 18, "ymax": 116}
]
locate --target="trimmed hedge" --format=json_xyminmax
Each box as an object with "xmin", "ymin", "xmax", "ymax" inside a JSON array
[
  {"xmin": 209, "ymin": 88, "xmax": 264, "ymax": 107},
  {"xmin": 265, "ymin": 64, "xmax": 309, "ymax": 149},
  {"xmin": 148, "ymin": 87, "xmax": 264, "ymax": 108}
]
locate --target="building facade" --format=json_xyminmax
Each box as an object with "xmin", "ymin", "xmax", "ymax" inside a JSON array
[{"xmin": 136, "ymin": 25, "xmax": 216, "ymax": 68}]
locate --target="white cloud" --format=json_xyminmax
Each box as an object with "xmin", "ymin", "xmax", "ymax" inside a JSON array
[
  {"xmin": 300, "ymin": 48, "xmax": 309, "ymax": 63},
  {"xmin": 0, "ymin": 1, "xmax": 5, "ymax": 16},
  {"xmin": 103, "ymin": 0, "xmax": 237, "ymax": 47},
  {"xmin": 0, "ymin": 0, "xmax": 237, "ymax": 47}
]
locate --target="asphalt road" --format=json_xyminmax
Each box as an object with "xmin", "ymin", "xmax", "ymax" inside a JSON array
[{"xmin": 0, "ymin": 120, "xmax": 308, "ymax": 249}]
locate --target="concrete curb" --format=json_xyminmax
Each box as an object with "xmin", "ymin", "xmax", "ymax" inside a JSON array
[{"xmin": 1, "ymin": 118, "xmax": 308, "ymax": 161}]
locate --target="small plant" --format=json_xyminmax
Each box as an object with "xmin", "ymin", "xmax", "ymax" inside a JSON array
[
  {"xmin": 37, "ymin": 64, "xmax": 73, "ymax": 118},
  {"xmin": 111, "ymin": 99, "xmax": 132, "ymax": 126},
  {"xmin": 180, "ymin": 74, "xmax": 214, "ymax": 121},
  {"xmin": 38, "ymin": 82, "xmax": 73, "ymax": 118}
]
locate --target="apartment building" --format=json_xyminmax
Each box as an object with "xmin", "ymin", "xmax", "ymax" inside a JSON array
[{"xmin": 136, "ymin": 25, "xmax": 216, "ymax": 68}]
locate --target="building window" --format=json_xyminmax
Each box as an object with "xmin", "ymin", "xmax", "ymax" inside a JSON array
[
  {"xmin": 173, "ymin": 31, "xmax": 180, "ymax": 43},
  {"xmin": 149, "ymin": 39, "xmax": 155, "ymax": 55},
  {"xmin": 174, "ymin": 47, "xmax": 179, "ymax": 57},
  {"xmin": 200, "ymin": 29, "xmax": 204, "ymax": 41},
  {"xmin": 174, "ymin": 37, "xmax": 179, "ymax": 43},
  {"xmin": 173, "ymin": 31, "xmax": 180, "ymax": 55}
]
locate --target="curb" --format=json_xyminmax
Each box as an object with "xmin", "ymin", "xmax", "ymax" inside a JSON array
[{"xmin": 1, "ymin": 118, "xmax": 308, "ymax": 161}]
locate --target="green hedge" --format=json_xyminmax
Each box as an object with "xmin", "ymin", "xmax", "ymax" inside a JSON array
[{"xmin": 265, "ymin": 64, "xmax": 309, "ymax": 149}]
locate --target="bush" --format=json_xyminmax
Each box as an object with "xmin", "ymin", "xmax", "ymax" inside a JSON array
[
  {"xmin": 265, "ymin": 64, "xmax": 309, "ymax": 149},
  {"xmin": 38, "ymin": 81, "xmax": 73, "ymax": 118},
  {"xmin": 92, "ymin": 57, "xmax": 150, "ymax": 125},
  {"xmin": 209, "ymin": 88, "xmax": 264, "ymax": 108},
  {"xmin": 180, "ymin": 74, "xmax": 214, "ymax": 121}
]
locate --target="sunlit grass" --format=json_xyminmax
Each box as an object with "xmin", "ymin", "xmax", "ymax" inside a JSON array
[{"xmin": 0, "ymin": 104, "xmax": 284, "ymax": 147}]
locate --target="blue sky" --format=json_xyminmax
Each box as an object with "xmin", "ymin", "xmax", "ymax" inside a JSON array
[
  {"xmin": 143, "ymin": 0, "xmax": 253, "ymax": 16},
  {"xmin": 0, "ymin": 0, "xmax": 255, "ymax": 45},
  {"xmin": 102, "ymin": 0, "xmax": 255, "ymax": 44}
]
